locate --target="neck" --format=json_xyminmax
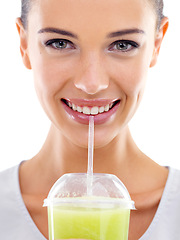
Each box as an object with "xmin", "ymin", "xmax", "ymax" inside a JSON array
[
  {"xmin": 20, "ymin": 124, "xmax": 168, "ymax": 202},
  {"xmin": 32, "ymin": 124, "xmax": 140, "ymax": 183}
]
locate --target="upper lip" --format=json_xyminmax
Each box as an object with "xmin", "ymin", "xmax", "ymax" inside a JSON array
[{"xmin": 61, "ymin": 98, "xmax": 120, "ymax": 107}]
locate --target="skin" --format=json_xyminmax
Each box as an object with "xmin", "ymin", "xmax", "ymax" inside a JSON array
[{"xmin": 16, "ymin": 0, "xmax": 169, "ymax": 239}]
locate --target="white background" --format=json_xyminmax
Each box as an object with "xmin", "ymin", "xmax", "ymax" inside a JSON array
[{"xmin": 0, "ymin": 0, "xmax": 180, "ymax": 171}]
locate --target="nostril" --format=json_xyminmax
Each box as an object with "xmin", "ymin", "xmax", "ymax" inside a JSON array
[
  {"xmin": 73, "ymin": 63, "xmax": 109, "ymax": 94},
  {"xmin": 74, "ymin": 80, "xmax": 109, "ymax": 95}
]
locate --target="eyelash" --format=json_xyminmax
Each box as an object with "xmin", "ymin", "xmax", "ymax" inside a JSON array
[
  {"xmin": 45, "ymin": 39, "xmax": 75, "ymax": 50},
  {"xmin": 108, "ymin": 40, "xmax": 139, "ymax": 52},
  {"xmin": 44, "ymin": 39, "xmax": 139, "ymax": 53}
]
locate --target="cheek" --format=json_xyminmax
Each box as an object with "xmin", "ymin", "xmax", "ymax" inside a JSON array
[
  {"xmin": 31, "ymin": 55, "xmax": 75, "ymax": 101},
  {"xmin": 123, "ymin": 62, "xmax": 148, "ymax": 96},
  {"xmin": 31, "ymin": 56, "xmax": 76, "ymax": 125},
  {"xmin": 109, "ymin": 53, "xmax": 152, "ymax": 97}
]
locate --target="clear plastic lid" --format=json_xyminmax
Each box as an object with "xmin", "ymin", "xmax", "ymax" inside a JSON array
[{"xmin": 44, "ymin": 173, "xmax": 135, "ymax": 209}]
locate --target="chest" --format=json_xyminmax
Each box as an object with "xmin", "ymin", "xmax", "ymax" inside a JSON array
[
  {"xmin": 129, "ymin": 205, "xmax": 159, "ymax": 240},
  {"xmin": 23, "ymin": 194, "xmax": 49, "ymax": 239}
]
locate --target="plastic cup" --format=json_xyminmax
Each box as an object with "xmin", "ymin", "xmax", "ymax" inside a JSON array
[{"xmin": 44, "ymin": 173, "xmax": 135, "ymax": 240}]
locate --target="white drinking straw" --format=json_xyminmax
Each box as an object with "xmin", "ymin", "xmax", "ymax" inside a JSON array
[
  {"xmin": 87, "ymin": 116, "xmax": 94, "ymax": 196},
  {"xmin": 87, "ymin": 116, "xmax": 94, "ymax": 176}
]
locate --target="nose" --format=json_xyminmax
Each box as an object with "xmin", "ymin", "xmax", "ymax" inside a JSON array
[{"xmin": 74, "ymin": 53, "xmax": 109, "ymax": 95}]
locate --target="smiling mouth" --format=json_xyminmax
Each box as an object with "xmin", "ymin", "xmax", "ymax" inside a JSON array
[{"xmin": 61, "ymin": 98, "xmax": 120, "ymax": 115}]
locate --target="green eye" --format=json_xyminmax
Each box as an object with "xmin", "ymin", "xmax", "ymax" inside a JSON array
[
  {"xmin": 109, "ymin": 40, "xmax": 139, "ymax": 52},
  {"xmin": 45, "ymin": 39, "xmax": 74, "ymax": 50},
  {"xmin": 52, "ymin": 40, "xmax": 67, "ymax": 49},
  {"xmin": 116, "ymin": 42, "xmax": 130, "ymax": 51}
]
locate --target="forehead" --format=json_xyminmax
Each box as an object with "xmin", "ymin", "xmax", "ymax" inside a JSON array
[{"xmin": 30, "ymin": 0, "xmax": 156, "ymax": 34}]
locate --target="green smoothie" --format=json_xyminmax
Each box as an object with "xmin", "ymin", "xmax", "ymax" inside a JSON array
[{"xmin": 48, "ymin": 200, "xmax": 130, "ymax": 240}]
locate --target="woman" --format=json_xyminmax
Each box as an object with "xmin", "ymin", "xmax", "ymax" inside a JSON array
[{"xmin": 0, "ymin": 0, "xmax": 180, "ymax": 239}]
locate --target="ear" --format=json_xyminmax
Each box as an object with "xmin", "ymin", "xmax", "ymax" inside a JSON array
[
  {"xmin": 16, "ymin": 18, "xmax": 32, "ymax": 70},
  {"xmin": 150, "ymin": 17, "xmax": 169, "ymax": 67}
]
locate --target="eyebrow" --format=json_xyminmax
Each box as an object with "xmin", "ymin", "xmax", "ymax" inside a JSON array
[
  {"xmin": 107, "ymin": 28, "xmax": 145, "ymax": 38},
  {"xmin": 38, "ymin": 27, "xmax": 145, "ymax": 39},
  {"xmin": 38, "ymin": 27, "xmax": 78, "ymax": 39}
]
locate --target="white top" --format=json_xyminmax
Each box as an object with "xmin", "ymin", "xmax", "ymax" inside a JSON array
[{"xmin": 0, "ymin": 164, "xmax": 180, "ymax": 240}]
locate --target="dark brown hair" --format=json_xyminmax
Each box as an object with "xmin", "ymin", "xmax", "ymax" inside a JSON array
[
  {"xmin": 152, "ymin": 0, "xmax": 164, "ymax": 29},
  {"xmin": 21, "ymin": 0, "xmax": 31, "ymax": 29},
  {"xmin": 20, "ymin": 0, "xmax": 164, "ymax": 30}
]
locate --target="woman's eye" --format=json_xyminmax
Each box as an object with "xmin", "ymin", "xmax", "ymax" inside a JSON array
[
  {"xmin": 45, "ymin": 39, "xmax": 74, "ymax": 50},
  {"xmin": 109, "ymin": 40, "xmax": 139, "ymax": 52}
]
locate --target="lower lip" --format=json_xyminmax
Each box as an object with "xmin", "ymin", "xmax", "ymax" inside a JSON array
[{"xmin": 61, "ymin": 101, "xmax": 120, "ymax": 125}]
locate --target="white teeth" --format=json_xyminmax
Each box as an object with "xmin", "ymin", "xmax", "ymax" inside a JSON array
[
  {"xmin": 77, "ymin": 106, "xmax": 83, "ymax": 113},
  {"xmin": 91, "ymin": 106, "xmax": 99, "ymax": 115},
  {"xmin": 68, "ymin": 102, "xmax": 72, "ymax": 108},
  {"xmin": 72, "ymin": 103, "xmax": 77, "ymax": 111},
  {"xmin": 83, "ymin": 106, "xmax": 91, "ymax": 115},
  {"xmin": 104, "ymin": 104, "xmax": 110, "ymax": 112},
  {"xmin": 99, "ymin": 106, "xmax": 105, "ymax": 113},
  {"xmin": 67, "ymin": 102, "xmax": 115, "ymax": 115}
]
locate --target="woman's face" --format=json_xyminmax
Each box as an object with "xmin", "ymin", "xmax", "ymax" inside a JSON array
[{"xmin": 18, "ymin": 0, "xmax": 166, "ymax": 148}]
